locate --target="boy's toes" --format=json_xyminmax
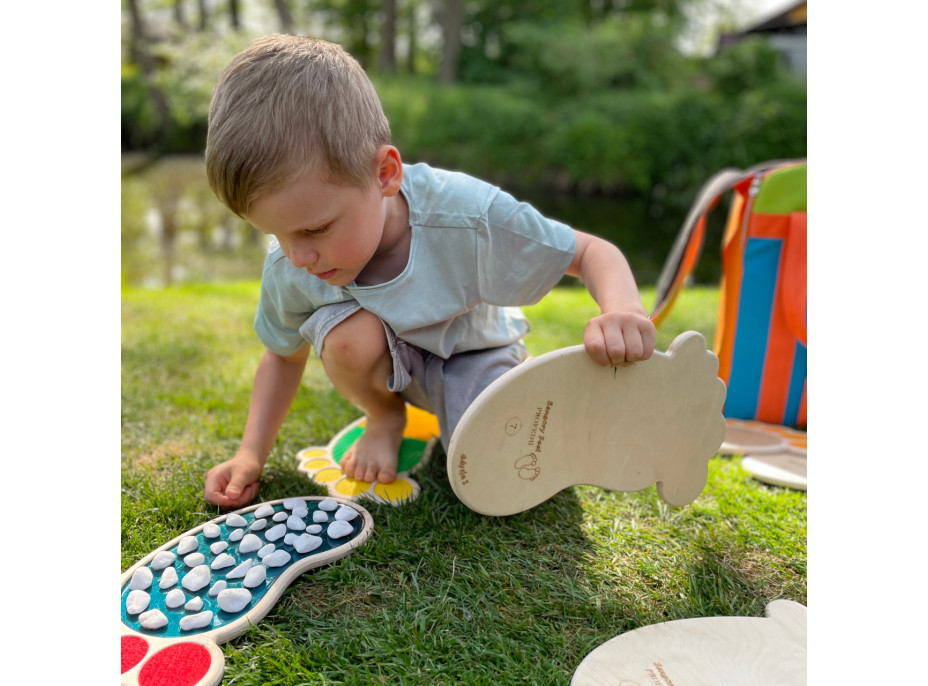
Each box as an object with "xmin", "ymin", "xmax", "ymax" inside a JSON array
[{"xmin": 376, "ymin": 468, "xmax": 397, "ymax": 484}]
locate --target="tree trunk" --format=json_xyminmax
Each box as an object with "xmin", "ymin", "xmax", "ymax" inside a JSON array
[
  {"xmin": 405, "ymin": 0, "xmax": 417, "ymax": 74},
  {"xmin": 272, "ymin": 0, "xmax": 293, "ymax": 34},
  {"xmin": 196, "ymin": 0, "xmax": 208, "ymax": 32},
  {"xmin": 173, "ymin": 0, "xmax": 188, "ymax": 30},
  {"xmin": 229, "ymin": 0, "xmax": 241, "ymax": 30},
  {"xmin": 125, "ymin": 0, "xmax": 173, "ymax": 153},
  {"xmin": 437, "ymin": 0, "xmax": 463, "ymax": 84},
  {"xmin": 378, "ymin": 0, "xmax": 397, "ymax": 74}
]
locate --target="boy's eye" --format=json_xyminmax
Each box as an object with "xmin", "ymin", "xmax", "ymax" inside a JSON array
[{"xmin": 303, "ymin": 225, "xmax": 329, "ymax": 237}]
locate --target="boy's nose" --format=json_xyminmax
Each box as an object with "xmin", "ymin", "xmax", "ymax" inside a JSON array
[{"xmin": 289, "ymin": 245, "xmax": 318, "ymax": 269}]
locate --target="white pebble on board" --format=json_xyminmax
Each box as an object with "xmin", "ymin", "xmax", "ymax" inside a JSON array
[
  {"xmin": 139, "ymin": 609, "xmax": 168, "ymax": 630},
  {"xmin": 181, "ymin": 565, "xmax": 211, "ymax": 592},
  {"xmin": 125, "ymin": 590, "xmax": 150, "ymax": 615},
  {"xmin": 217, "ymin": 587, "xmax": 253, "ymax": 613},
  {"xmin": 159, "ymin": 566, "xmax": 178, "ymax": 590},
  {"xmin": 243, "ymin": 565, "xmax": 267, "ymax": 588},
  {"xmin": 179, "ymin": 611, "xmax": 213, "ymax": 631}
]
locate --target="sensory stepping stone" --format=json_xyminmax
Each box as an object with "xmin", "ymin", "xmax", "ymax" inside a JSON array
[
  {"xmin": 571, "ymin": 599, "xmax": 806, "ymax": 685},
  {"xmin": 447, "ymin": 331, "xmax": 727, "ymax": 516},
  {"xmin": 719, "ymin": 418, "xmax": 807, "ymax": 491},
  {"xmin": 296, "ymin": 404, "xmax": 440, "ymax": 505},
  {"xmin": 121, "ymin": 496, "xmax": 374, "ymax": 686}
]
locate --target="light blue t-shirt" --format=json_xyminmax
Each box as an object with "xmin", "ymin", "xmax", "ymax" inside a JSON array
[{"xmin": 254, "ymin": 163, "xmax": 577, "ymax": 358}]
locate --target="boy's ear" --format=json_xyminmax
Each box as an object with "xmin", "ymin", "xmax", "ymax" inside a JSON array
[{"xmin": 376, "ymin": 145, "xmax": 403, "ymax": 196}]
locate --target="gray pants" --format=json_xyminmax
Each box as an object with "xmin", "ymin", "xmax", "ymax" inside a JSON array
[{"xmin": 299, "ymin": 301, "xmax": 528, "ymax": 450}]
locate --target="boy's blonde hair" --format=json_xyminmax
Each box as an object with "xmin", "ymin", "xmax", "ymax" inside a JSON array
[{"xmin": 206, "ymin": 35, "xmax": 391, "ymax": 217}]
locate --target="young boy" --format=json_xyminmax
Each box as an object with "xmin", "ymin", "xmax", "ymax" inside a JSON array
[{"xmin": 203, "ymin": 35, "xmax": 656, "ymax": 509}]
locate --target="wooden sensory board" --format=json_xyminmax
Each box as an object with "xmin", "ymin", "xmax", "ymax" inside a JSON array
[
  {"xmin": 120, "ymin": 496, "xmax": 374, "ymax": 686},
  {"xmin": 721, "ymin": 418, "xmax": 807, "ymax": 491},
  {"xmin": 447, "ymin": 331, "xmax": 728, "ymax": 516},
  {"xmin": 296, "ymin": 404, "xmax": 441, "ymax": 506},
  {"xmin": 571, "ymin": 599, "xmax": 807, "ymax": 685}
]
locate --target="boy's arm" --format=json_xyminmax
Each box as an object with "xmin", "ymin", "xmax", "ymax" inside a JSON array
[
  {"xmin": 566, "ymin": 229, "xmax": 657, "ymax": 367},
  {"xmin": 204, "ymin": 344, "xmax": 310, "ymax": 508}
]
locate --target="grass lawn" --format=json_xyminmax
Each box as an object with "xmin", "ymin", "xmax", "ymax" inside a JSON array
[{"xmin": 121, "ymin": 281, "xmax": 806, "ymax": 685}]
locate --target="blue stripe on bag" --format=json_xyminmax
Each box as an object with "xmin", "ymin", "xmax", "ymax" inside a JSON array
[{"xmin": 725, "ymin": 238, "xmax": 781, "ymax": 419}]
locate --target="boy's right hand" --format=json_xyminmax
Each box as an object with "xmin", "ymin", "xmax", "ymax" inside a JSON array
[{"xmin": 204, "ymin": 453, "xmax": 264, "ymax": 508}]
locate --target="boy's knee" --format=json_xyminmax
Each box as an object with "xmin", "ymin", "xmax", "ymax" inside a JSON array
[{"xmin": 321, "ymin": 309, "xmax": 389, "ymax": 371}]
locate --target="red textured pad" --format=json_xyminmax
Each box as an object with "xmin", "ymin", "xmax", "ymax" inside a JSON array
[
  {"xmin": 138, "ymin": 643, "xmax": 212, "ymax": 686},
  {"xmin": 121, "ymin": 636, "xmax": 149, "ymax": 674}
]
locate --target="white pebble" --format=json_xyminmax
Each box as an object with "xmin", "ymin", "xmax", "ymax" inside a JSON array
[
  {"xmin": 159, "ymin": 567, "xmax": 179, "ymax": 590},
  {"xmin": 313, "ymin": 511, "xmax": 328, "ymax": 523},
  {"xmin": 272, "ymin": 511, "xmax": 288, "ymax": 522},
  {"xmin": 318, "ymin": 498, "xmax": 338, "ymax": 511},
  {"xmin": 284, "ymin": 533, "xmax": 297, "ymax": 545},
  {"xmin": 129, "ymin": 567, "xmax": 153, "ymax": 591},
  {"xmin": 150, "ymin": 551, "xmax": 176, "ymax": 571},
  {"xmin": 228, "ymin": 528, "xmax": 245, "ymax": 542},
  {"xmin": 181, "ymin": 565, "xmax": 211, "ymax": 592},
  {"xmin": 327, "ymin": 520, "xmax": 353, "ymax": 539},
  {"xmin": 249, "ymin": 519, "xmax": 267, "ymax": 531},
  {"xmin": 226, "ymin": 559, "xmax": 254, "ymax": 579},
  {"xmin": 243, "ymin": 565, "xmax": 267, "ymax": 588},
  {"xmin": 335, "ymin": 506, "xmax": 359, "ymax": 522},
  {"xmin": 257, "ymin": 544, "xmax": 276, "ymax": 558},
  {"xmin": 164, "ymin": 589, "xmax": 186, "ymax": 609},
  {"xmin": 264, "ymin": 550, "xmax": 291, "ymax": 568},
  {"xmin": 203, "ymin": 523, "xmax": 221, "ymax": 539},
  {"xmin": 177, "ymin": 536, "xmax": 198, "ymax": 555},
  {"xmin": 286, "ymin": 515, "xmax": 306, "ymax": 531},
  {"xmin": 184, "ymin": 552, "xmax": 205, "ymax": 568},
  {"xmin": 254, "ymin": 504, "xmax": 275, "ymax": 519},
  {"xmin": 265, "ymin": 523, "xmax": 287, "ymax": 541},
  {"xmin": 125, "ymin": 590, "xmax": 150, "ymax": 615},
  {"xmin": 217, "ymin": 588, "xmax": 253, "ymax": 613},
  {"xmin": 283, "ymin": 497, "xmax": 305, "ymax": 510},
  {"xmin": 211, "ymin": 553, "xmax": 236, "ymax": 570},
  {"xmin": 210, "ymin": 541, "xmax": 229, "ymax": 555},
  {"xmin": 208, "ymin": 580, "xmax": 227, "ymax": 597},
  {"xmin": 238, "ymin": 534, "xmax": 262, "ymax": 554},
  {"xmin": 292, "ymin": 506, "xmax": 309, "ymax": 518},
  {"xmin": 179, "ymin": 611, "xmax": 213, "ymax": 631},
  {"xmin": 293, "ymin": 534, "xmax": 323, "ymax": 554},
  {"xmin": 139, "ymin": 609, "xmax": 168, "ymax": 630},
  {"xmin": 306, "ymin": 524, "xmax": 322, "ymax": 534},
  {"xmin": 185, "ymin": 597, "xmax": 204, "ymax": 612},
  {"xmin": 226, "ymin": 513, "xmax": 247, "ymax": 528}
]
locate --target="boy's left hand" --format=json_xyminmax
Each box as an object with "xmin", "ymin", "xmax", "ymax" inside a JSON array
[{"xmin": 583, "ymin": 310, "xmax": 656, "ymax": 367}]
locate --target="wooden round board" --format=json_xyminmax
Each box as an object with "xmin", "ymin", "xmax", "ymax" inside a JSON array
[
  {"xmin": 741, "ymin": 452, "xmax": 807, "ymax": 491},
  {"xmin": 447, "ymin": 331, "xmax": 727, "ymax": 516},
  {"xmin": 571, "ymin": 599, "xmax": 806, "ymax": 686},
  {"xmin": 719, "ymin": 424, "xmax": 787, "ymax": 455}
]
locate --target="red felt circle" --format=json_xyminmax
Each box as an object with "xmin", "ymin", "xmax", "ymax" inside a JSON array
[
  {"xmin": 138, "ymin": 642, "xmax": 212, "ymax": 686},
  {"xmin": 121, "ymin": 636, "xmax": 149, "ymax": 674}
]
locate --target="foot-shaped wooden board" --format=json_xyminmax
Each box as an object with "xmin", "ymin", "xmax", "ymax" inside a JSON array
[
  {"xmin": 447, "ymin": 331, "xmax": 726, "ymax": 516},
  {"xmin": 571, "ymin": 599, "xmax": 807, "ymax": 686},
  {"xmin": 296, "ymin": 405, "xmax": 440, "ymax": 505},
  {"xmin": 121, "ymin": 496, "xmax": 374, "ymax": 686}
]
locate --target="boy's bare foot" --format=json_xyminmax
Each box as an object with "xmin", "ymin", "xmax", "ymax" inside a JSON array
[{"xmin": 340, "ymin": 411, "xmax": 406, "ymax": 484}]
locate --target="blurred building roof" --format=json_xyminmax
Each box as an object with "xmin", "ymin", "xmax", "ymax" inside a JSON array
[
  {"xmin": 743, "ymin": 1, "xmax": 807, "ymax": 35},
  {"xmin": 718, "ymin": 1, "xmax": 807, "ymax": 78}
]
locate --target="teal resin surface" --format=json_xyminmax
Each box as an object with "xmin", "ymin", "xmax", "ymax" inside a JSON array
[{"xmin": 121, "ymin": 498, "xmax": 365, "ymax": 637}]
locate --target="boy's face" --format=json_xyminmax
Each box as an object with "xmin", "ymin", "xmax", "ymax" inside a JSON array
[{"xmin": 245, "ymin": 169, "xmax": 389, "ymax": 287}]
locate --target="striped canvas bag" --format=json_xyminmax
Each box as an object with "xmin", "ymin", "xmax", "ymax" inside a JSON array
[{"xmin": 651, "ymin": 160, "xmax": 807, "ymax": 428}]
